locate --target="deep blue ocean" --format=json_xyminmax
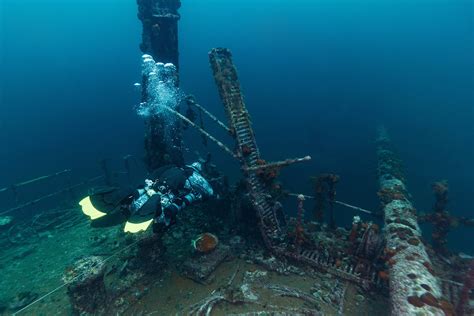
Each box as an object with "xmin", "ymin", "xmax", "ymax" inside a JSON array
[{"xmin": 1, "ymin": 0, "xmax": 473, "ymax": 253}]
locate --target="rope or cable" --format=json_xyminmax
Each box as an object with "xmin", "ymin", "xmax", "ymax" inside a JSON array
[
  {"xmin": 13, "ymin": 237, "xmax": 144, "ymax": 315},
  {"xmin": 334, "ymin": 200, "xmax": 375, "ymax": 215},
  {"xmin": 161, "ymin": 105, "xmax": 238, "ymax": 159},
  {"xmin": 0, "ymin": 169, "xmax": 71, "ymax": 194},
  {"xmin": 0, "ymin": 175, "xmax": 104, "ymax": 217},
  {"xmin": 188, "ymin": 100, "xmax": 233, "ymax": 134},
  {"xmin": 286, "ymin": 193, "xmax": 375, "ymax": 215}
]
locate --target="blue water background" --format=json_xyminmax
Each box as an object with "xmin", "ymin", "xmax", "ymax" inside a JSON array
[{"xmin": 1, "ymin": 0, "xmax": 473, "ymax": 252}]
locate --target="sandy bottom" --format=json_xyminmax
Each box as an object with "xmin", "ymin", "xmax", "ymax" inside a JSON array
[{"xmin": 0, "ymin": 216, "xmax": 389, "ymax": 316}]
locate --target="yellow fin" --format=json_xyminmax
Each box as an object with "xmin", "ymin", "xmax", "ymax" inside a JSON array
[
  {"xmin": 123, "ymin": 219, "xmax": 153, "ymax": 233},
  {"xmin": 79, "ymin": 196, "xmax": 107, "ymax": 220}
]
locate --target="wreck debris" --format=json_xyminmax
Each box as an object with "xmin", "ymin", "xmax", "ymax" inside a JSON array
[
  {"xmin": 64, "ymin": 256, "xmax": 107, "ymax": 315},
  {"xmin": 228, "ymin": 307, "xmax": 321, "ymax": 316},
  {"xmin": 187, "ymin": 264, "xmax": 324, "ymax": 316},
  {"xmin": 355, "ymin": 222, "xmax": 383, "ymax": 262},
  {"xmin": 312, "ymin": 173, "xmax": 340, "ymax": 228},
  {"xmin": 7, "ymin": 223, "xmax": 39, "ymax": 245},
  {"xmin": 182, "ymin": 243, "xmax": 231, "ymax": 284},
  {"xmin": 264, "ymin": 284, "xmax": 321, "ymax": 309},
  {"xmin": 0, "ymin": 216, "xmax": 13, "ymax": 228},
  {"xmin": 208, "ymin": 47, "xmax": 378, "ymax": 288},
  {"xmin": 418, "ymin": 180, "xmax": 474, "ymax": 256},
  {"xmin": 337, "ymin": 282, "xmax": 348, "ymax": 315},
  {"xmin": 188, "ymin": 290, "xmax": 228, "ymax": 316},
  {"xmin": 376, "ymin": 126, "xmax": 444, "ymax": 315},
  {"xmin": 349, "ymin": 216, "xmax": 361, "ymax": 242},
  {"xmin": 423, "ymin": 181, "xmax": 453, "ymax": 255},
  {"xmin": 31, "ymin": 208, "xmax": 81, "ymax": 231},
  {"xmin": 8, "ymin": 236, "xmax": 146, "ymax": 315},
  {"xmin": 187, "ymin": 264, "xmax": 241, "ymax": 315},
  {"xmin": 293, "ymin": 195, "xmax": 307, "ymax": 253},
  {"xmin": 136, "ymin": 233, "xmax": 166, "ymax": 273},
  {"xmin": 208, "ymin": 47, "xmax": 313, "ymax": 247},
  {"xmin": 456, "ymin": 260, "xmax": 474, "ymax": 316},
  {"xmin": 192, "ymin": 232, "xmax": 219, "ymax": 253},
  {"xmin": 6, "ymin": 208, "xmax": 82, "ymax": 246},
  {"xmin": 137, "ymin": 0, "xmax": 183, "ymax": 169}
]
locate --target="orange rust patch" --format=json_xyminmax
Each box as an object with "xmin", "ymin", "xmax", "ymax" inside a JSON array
[
  {"xmin": 439, "ymin": 300, "xmax": 455, "ymax": 316},
  {"xmin": 407, "ymin": 238, "xmax": 420, "ymax": 246},
  {"xmin": 420, "ymin": 292, "xmax": 438, "ymax": 307},
  {"xmin": 407, "ymin": 295, "xmax": 425, "ymax": 308},
  {"xmin": 378, "ymin": 271, "xmax": 389, "ymax": 280}
]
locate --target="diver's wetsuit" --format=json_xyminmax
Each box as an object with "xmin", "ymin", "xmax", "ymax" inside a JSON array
[
  {"xmin": 133, "ymin": 163, "xmax": 214, "ymax": 226},
  {"xmin": 81, "ymin": 162, "xmax": 214, "ymax": 233}
]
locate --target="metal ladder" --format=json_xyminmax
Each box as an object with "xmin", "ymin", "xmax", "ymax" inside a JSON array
[{"xmin": 209, "ymin": 48, "xmax": 375, "ymax": 286}]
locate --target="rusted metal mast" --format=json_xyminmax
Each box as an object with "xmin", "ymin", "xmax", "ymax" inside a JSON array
[
  {"xmin": 376, "ymin": 126, "xmax": 444, "ymax": 315},
  {"xmin": 137, "ymin": 0, "xmax": 181, "ymax": 69},
  {"xmin": 137, "ymin": 0, "xmax": 183, "ymax": 169}
]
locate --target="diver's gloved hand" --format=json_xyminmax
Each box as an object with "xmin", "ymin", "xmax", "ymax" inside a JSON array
[{"xmin": 163, "ymin": 203, "xmax": 180, "ymax": 225}]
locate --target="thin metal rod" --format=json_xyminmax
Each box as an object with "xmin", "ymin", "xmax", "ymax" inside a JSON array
[
  {"xmin": 245, "ymin": 156, "xmax": 311, "ymax": 171},
  {"xmin": 0, "ymin": 169, "xmax": 71, "ymax": 194},
  {"xmin": 189, "ymin": 100, "xmax": 232, "ymax": 134},
  {"xmin": 162, "ymin": 105, "xmax": 238, "ymax": 159},
  {"xmin": 0, "ymin": 175, "xmax": 104, "ymax": 217},
  {"xmin": 286, "ymin": 192, "xmax": 375, "ymax": 215},
  {"xmin": 334, "ymin": 200, "xmax": 374, "ymax": 215}
]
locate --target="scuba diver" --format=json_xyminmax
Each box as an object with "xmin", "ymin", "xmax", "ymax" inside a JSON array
[{"xmin": 79, "ymin": 161, "xmax": 214, "ymax": 234}]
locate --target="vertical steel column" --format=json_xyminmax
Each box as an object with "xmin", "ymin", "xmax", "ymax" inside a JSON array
[{"xmin": 137, "ymin": 0, "xmax": 183, "ymax": 169}]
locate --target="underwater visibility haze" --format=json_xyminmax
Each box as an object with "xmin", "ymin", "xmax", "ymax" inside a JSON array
[{"xmin": 0, "ymin": 0, "xmax": 473, "ymax": 315}]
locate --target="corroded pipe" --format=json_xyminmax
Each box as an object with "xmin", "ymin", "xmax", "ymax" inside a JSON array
[{"xmin": 376, "ymin": 126, "xmax": 444, "ymax": 315}]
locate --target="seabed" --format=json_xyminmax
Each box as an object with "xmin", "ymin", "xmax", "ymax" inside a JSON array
[
  {"xmin": 1, "ymin": 1, "xmax": 473, "ymax": 315},
  {"xmin": 0, "ymin": 204, "xmax": 390, "ymax": 315}
]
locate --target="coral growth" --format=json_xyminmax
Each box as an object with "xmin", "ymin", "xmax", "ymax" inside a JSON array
[
  {"xmin": 255, "ymin": 159, "xmax": 280, "ymax": 185},
  {"xmin": 64, "ymin": 256, "xmax": 107, "ymax": 315},
  {"xmin": 0, "ymin": 216, "xmax": 13, "ymax": 228}
]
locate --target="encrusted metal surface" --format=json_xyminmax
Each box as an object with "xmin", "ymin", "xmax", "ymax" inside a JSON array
[{"xmin": 209, "ymin": 48, "xmax": 375, "ymax": 287}]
